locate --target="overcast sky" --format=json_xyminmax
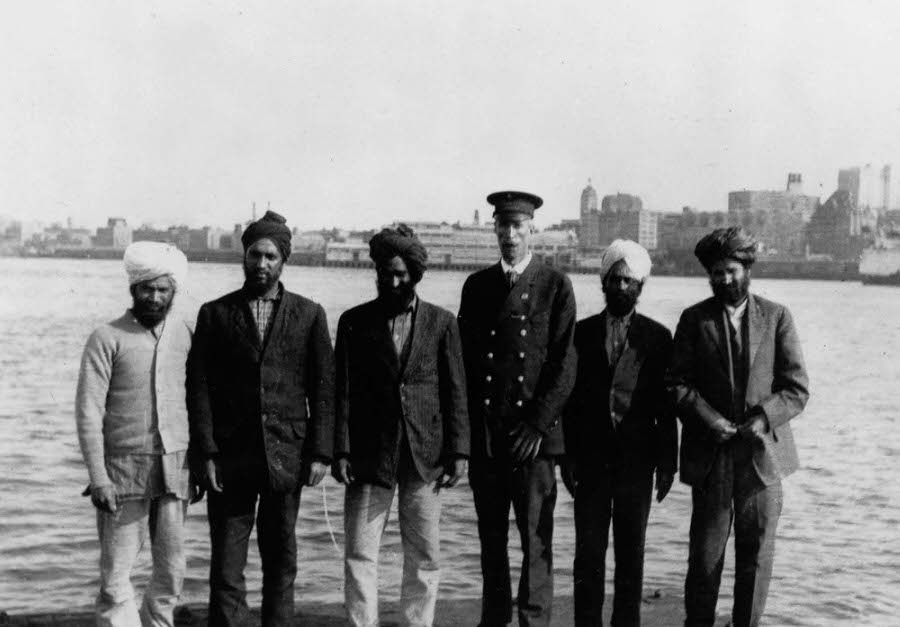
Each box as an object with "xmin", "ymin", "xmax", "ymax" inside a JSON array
[{"xmin": 2, "ymin": 1, "xmax": 899, "ymax": 230}]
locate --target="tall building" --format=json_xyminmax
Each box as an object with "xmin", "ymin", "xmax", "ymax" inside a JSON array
[
  {"xmin": 94, "ymin": 218, "xmax": 132, "ymax": 249},
  {"xmin": 658, "ymin": 208, "xmax": 737, "ymax": 253},
  {"xmin": 838, "ymin": 167, "xmax": 861, "ymax": 207},
  {"xmin": 601, "ymin": 193, "xmax": 643, "ymax": 213},
  {"xmin": 580, "ymin": 179, "xmax": 598, "ymax": 220},
  {"xmin": 576, "ymin": 180, "xmax": 657, "ymax": 250},
  {"xmin": 807, "ymin": 190, "xmax": 877, "ymax": 260},
  {"xmin": 727, "ymin": 173, "xmax": 819, "ymax": 258}
]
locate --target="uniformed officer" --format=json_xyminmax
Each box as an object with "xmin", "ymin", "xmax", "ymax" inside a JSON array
[{"xmin": 458, "ymin": 190, "xmax": 577, "ymax": 627}]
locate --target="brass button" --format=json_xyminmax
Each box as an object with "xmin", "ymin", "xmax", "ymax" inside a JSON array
[
  {"xmin": 515, "ymin": 400, "xmax": 523, "ymax": 407},
  {"xmin": 490, "ymin": 330, "xmax": 496, "ymax": 336},
  {"xmin": 517, "ymin": 375, "xmax": 524, "ymax": 382},
  {"xmin": 485, "ymin": 375, "xmax": 492, "ymax": 382},
  {"xmin": 484, "ymin": 398, "xmax": 491, "ymax": 406},
  {"xmin": 520, "ymin": 329, "xmax": 527, "ymax": 337},
  {"xmin": 518, "ymin": 351, "xmax": 525, "ymax": 359},
  {"xmin": 487, "ymin": 352, "xmax": 494, "ymax": 359}
]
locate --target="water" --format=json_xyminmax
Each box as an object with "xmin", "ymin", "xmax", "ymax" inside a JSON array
[{"xmin": 1, "ymin": 258, "xmax": 898, "ymax": 625}]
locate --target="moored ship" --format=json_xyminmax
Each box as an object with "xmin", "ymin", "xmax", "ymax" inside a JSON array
[{"xmin": 859, "ymin": 238, "xmax": 900, "ymax": 285}]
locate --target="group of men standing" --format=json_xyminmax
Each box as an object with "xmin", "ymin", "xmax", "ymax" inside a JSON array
[{"xmin": 76, "ymin": 190, "xmax": 808, "ymax": 627}]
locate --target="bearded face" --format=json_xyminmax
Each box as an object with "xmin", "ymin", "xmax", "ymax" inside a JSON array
[
  {"xmin": 709, "ymin": 258, "xmax": 751, "ymax": 306},
  {"xmin": 131, "ymin": 275, "xmax": 176, "ymax": 328},
  {"xmin": 376, "ymin": 255, "xmax": 417, "ymax": 315},
  {"xmin": 243, "ymin": 238, "xmax": 285, "ymax": 297},
  {"xmin": 602, "ymin": 260, "xmax": 643, "ymax": 317}
]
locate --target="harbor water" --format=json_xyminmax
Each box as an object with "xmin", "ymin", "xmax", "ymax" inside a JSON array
[{"xmin": 1, "ymin": 258, "xmax": 898, "ymax": 625}]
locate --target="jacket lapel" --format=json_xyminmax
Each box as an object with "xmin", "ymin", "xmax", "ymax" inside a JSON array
[
  {"xmin": 702, "ymin": 302, "xmax": 730, "ymax": 372},
  {"xmin": 367, "ymin": 302, "xmax": 401, "ymax": 377},
  {"xmin": 234, "ymin": 297, "xmax": 262, "ymax": 355},
  {"xmin": 747, "ymin": 294, "xmax": 766, "ymax": 371},
  {"xmin": 402, "ymin": 299, "xmax": 434, "ymax": 377},
  {"xmin": 260, "ymin": 290, "xmax": 290, "ymax": 356},
  {"xmin": 596, "ymin": 310, "xmax": 611, "ymax": 377}
]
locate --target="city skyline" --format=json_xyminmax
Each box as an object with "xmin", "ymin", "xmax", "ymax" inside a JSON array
[{"xmin": 2, "ymin": 2, "xmax": 900, "ymax": 230}]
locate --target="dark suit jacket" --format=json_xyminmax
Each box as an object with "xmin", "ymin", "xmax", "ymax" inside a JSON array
[
  {"xmin": 565, "ymin": 311, "xmax": 677, "ymax": 475},
  {"xmin": 187, "ymin": 286, "xmax": 335, "ymax": 493},
  {"xmin": 667, "ymin": 294, "xmax": 809, "ymax": 487},
  {"xmin": 458, "ymin": 256, "xmax": 577, "ymax": 458},
  {"xmin": 334, "ymin": 298, "xmax": 469, "ymax": 488}
]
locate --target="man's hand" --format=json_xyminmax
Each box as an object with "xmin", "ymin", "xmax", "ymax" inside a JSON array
[
  {"xmin": 655, "ymin": 469, "xmax": 674, "ymax": 503},
  {"xmin": 306, "ymin": 460, "xmax": 328, "ymax": 487},
  {"xmin": 205, "ymin": 458, "xmax": 224, "ymax": 493},
  {"xmin": 332, "ymin": 457, "xmax": 354, "ymax": 485},
  {"xmin": 559, "ymin": 457, "xmax": 577, "ymax": 497},
  {"xmin": 189, "ymin": 480, "xmax": 206, "ymax": 504},
  {"xmin": 437, "ymin": 457, "xmax": 467, "ymax": 491},
  {"xmin": 509, "ymin": 422, "xmax": 543, "ymax": 464},
  {"xmin": 90, "ymin": 484, "xmax": 118, "ymax": 513},
  {"xmin": 739, "ymin": 412, "xmax": 768, "ymax": 442},
  {"xmin": 710, "ymin": 417, "xmax": 738, "ymax": 443}
]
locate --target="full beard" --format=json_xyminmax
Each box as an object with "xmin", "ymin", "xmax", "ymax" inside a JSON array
[
  {"xmin": 377, "ymin": 283, "xmax": 416, "ymax": 315},
  {"xmin": 604, "ymin": 290, "xmax": 639, "ymax": 318},
  {"xmin": 132, "ymin": 300, "xmax": 172, "ymax": 328},
  {"xmin": 712, "ymin": 275, "xmax": 750, "ymax": 306},
  {"xmin": 243, "ymin": 266, "xmax": 282, "ymax": 297}
]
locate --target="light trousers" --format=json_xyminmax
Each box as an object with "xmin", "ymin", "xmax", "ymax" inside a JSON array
[
  {"xmin": 96, "ymin": 495, "xmax": 187, "ymax": 627},
  {"xmin": 344, "ymin": 470, "xmax": 442, "ymax": 627}
]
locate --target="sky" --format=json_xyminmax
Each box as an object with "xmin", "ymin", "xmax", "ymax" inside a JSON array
[{"xmin": 2, "ymin": 1, "xmax": 900, "ymax": 231}]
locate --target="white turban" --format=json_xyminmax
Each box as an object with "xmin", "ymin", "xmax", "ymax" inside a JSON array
[
  {"xmin": 599, "ymin": 239, "xmax": 651, "ymax": 282},
  {"xmin": 123, "ymin": 241, "xmax": 188, "ymax": 288}
]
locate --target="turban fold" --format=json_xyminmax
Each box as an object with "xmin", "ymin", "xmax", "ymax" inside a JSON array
[
  {"xmin": 123, "ymin": 241, "xmax": 188, "ymax": 287},
  {"xmin": 241, "ymin": 210, "xmax": 292, "ymax": 260},
  {"xmin": 369, "ymin": 224, "xmax": 428, "ymax": 283},
  {"xmin": 694, "ymin": 227, "xmax": 758, "ymax": 271},
  {"xmin": 599, "ymin": 239, "xmax": 651, "ymax": 282}
]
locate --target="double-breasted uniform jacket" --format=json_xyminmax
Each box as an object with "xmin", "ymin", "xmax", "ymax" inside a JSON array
[
  {"xmin": 565, "ymin": 311, "xmax": 677, "ymax": 475},
  {"xmin": 187, "ymin": 287, "xmax": 335, "ymax": 493},
  {"xmin": 458, "ymin": 256, "xmax": 577, "ymax": 458},
  {"xmin": 334, "ymin": 298, "xmax": 469, "ymax": 489},
  {"xmin": 667, "ymin": 294, "xmax": 809, "ymax": 487}
]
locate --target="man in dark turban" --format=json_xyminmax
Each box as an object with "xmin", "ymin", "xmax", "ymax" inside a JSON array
[
  {"xmin": 667, "ymin": 227, "xmax": 809, "ymax": 627},
  {"xmin": 367, "ymin": 223, "xmax": 429, "ymax": 314},
  {"xmin": 241, "ymin": 209, "xmax": 292, "ymax": 264},
  {"xmin": 189, "ymin": 209, "xmax": 335, "ymax": 626},
  {"xmin": 333, "ymin": 223, "xmax": 468, "ymax": 626}
]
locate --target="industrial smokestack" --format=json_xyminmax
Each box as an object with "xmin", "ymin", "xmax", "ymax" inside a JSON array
[{"xmin": 882, "ymin": 165, "xmax": 891, "ymax": 211}]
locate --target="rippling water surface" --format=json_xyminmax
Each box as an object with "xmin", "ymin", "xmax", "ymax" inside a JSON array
[{"xmin": 1, "ymin": 258, "xmax": 898, "ymax": 625}]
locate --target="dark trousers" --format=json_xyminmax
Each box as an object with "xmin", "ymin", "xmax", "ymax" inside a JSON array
[
  {"xmin": 684, "ymin": 441, "xmax": 783, "ymax": 627},
  {"xmin": 206, "ymin": 460, "xmax": 303, "ymax": 627},
  {"xmin": 573, "ymin": 464, "xmax": 653, "ymax": 627},
  {"xmin": 469, "ymin": 455, "xmax": 557, "ymax": 627}
]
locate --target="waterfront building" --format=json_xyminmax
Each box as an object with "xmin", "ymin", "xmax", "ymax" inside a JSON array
[
  {"xmin": 727, "ymin": 173, "xmax": 819, "ymax": 258},
  {"xmin": 657, "ymin": 208, "xmax": 737, "ymax": 254},
  {"xmin": 93, "ymin": 218, "xmax": 132, "ymax": 249},
  {"xmin": 577, "ymin": 180, "xmax": 658, "ymax": 251},
  {"xmin": 324, "ymin": 220, "xmax": 578, "ymax": 268},
  {"xmin": 807, "ymin": 189, "xmax": 877, "ymax": 260}
]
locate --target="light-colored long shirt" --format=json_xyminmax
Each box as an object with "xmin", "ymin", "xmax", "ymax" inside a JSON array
[{"xmin": 75, "ymin": 310, "xmax": 193, "ymax": 498}]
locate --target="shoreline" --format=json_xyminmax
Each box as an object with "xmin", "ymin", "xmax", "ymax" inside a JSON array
[
  {"xmin": 4, "ymin": 248, "xmax": 864, "ymax": 283},
  {"xmin": 3, "ymin": 592, "xmax": 694, "ymax": 626}
]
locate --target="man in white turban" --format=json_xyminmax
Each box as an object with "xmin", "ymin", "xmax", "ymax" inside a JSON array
[
  {"xmin": 563, "ymin": 239, "xmax": 677, "ymax": 626},
  {"xmin": 75, "ymin": 241, "xmax": 197, "ymax": 626}
]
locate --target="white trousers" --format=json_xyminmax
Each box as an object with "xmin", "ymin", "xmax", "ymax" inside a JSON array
[
  {"xmin": 95, "ymin": 495, "xmax": 187, "ymax": 627},
  {"xmin": 343, "ymin": 471, "xmax": 442, "ymax": 627}
]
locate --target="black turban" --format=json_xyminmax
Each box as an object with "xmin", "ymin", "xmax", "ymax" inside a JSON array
[
  {"xmin": 241, "ymin": 210, "xmax": 292, "ymax": 261},
  {"xmin": 694, "ymin": 226, "xmax": 758, "ymax": 271},
  {"xmin": 369, "ymin": 224, "xmax": 428, "ymax": 284}
]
